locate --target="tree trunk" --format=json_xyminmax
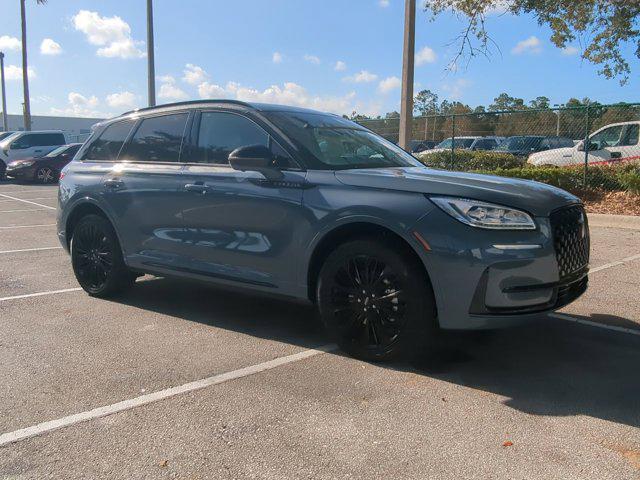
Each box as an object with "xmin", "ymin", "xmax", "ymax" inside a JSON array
[{"xmin": 20, "ymin": 0, "xmax": 32, "ymax": 131}]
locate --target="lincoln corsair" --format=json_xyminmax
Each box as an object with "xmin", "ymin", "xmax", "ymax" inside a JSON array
[{"xmin": 57, "ymin": 100, "xmax": 590, "ymax": 361}]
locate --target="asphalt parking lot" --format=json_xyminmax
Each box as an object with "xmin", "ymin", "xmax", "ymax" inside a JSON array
[{"xmin": 0, "ymin": 182, "xmax": 639, "ymax": 479}]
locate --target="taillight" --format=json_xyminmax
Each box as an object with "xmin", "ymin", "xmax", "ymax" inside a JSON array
[{"xmin": 59, "ymin": 171, "xmax": 65, "ymax": 180}]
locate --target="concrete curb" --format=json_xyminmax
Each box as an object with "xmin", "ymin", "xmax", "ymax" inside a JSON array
[{"xmin": 588, "ymin": 213, "xmax": 640, "ymax": 231}]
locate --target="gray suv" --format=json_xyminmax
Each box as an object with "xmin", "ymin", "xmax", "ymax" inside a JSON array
[{"xmin": 57, "ymin": 101, "xmax": 590, "ymax": 361}]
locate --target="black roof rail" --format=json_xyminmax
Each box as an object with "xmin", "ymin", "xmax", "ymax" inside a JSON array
[{"xmin": 121, "ymin": 99, "xmax": 255, "ymax": 116}]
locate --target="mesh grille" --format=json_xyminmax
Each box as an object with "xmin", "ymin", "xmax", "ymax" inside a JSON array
[{"xmin": 550, "ymin": 205, "xmax": 590, "ymax": 280}]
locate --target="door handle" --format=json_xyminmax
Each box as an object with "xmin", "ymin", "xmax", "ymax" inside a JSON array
[
  {"xmin": 184, "ymin": 183, "xmax": 212, "ymax": 194},
  {"xmin": 103, "ymin": 178, "xmax": 124, "ymax": 190},
  {"xmin": 610, "ymin": 151, "xmax": 622, "ymax": 159}
]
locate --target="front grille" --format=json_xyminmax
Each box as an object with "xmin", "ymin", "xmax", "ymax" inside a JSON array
[{"xmin": 550, "ymin": 205, "xmax": 590, "ymax": 280}]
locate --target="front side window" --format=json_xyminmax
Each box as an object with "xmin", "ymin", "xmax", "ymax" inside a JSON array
[
  {"xmin": 193, "ymin": 112, "xmax": 270, "ymax": 164},
  {"xmin": 83, "ymin": 120, "xmax": 135, "ymax": 161},
  {"xmin": 120, "ymin": 113, "xmax": 188, "ymax": 162},
  {"xmin": 265, "ymin": 111, "xmax": 422, "ymax": 170},
  {"xmin": 11, "ymin": 134, "xmax": 35, "ymax": 149},
  {"xmin": 590, "ymin": 125, "xmax": 624, "ymax": 148},
  {"xmin": 496, "ymin": 137, "xmax": 542, "ymax": 152}
]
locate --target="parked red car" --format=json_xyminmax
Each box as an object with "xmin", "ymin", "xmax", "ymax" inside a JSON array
[{"xmin": 5, "ymin": 143, "xmax": 82, "ymax": 184}]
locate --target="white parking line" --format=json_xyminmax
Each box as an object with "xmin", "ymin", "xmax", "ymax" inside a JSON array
[
  {"xmin": 0, "ymin": 193, "xmax": 56, "ymax": 210},
  {"xmin": 0, "ymin": 196, "xmax": 57, "ymax": 203},
  {"xmin": 0, "ymin": 223, "xmax": 56, "ymax": 230},
  {"xmin": 589, "ymin": 253, "xmax": 640, "ymax": 274},
  {"xmin": 0, "ymin": 287, "xmax": 82, "ymax": 303},
  {"xmin": 0, "ymin": 208, "xmax": 51, "ymax": 213},
  {"xmin": 0, "ymin": 345, "xmax": 334, "ymax": 447},
  {"xmin": 0, "ymin": 246, "xmax": 63, "ymax": 255},
  {"xmin": 550, "ymin": 312, "xmax": 640, "ymax": 336}
]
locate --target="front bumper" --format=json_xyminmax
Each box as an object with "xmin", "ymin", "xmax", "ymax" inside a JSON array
[
  {"xmin": 6, "ymin": 164, "xmax": 37, "ymax": 179},
  {"xmin": 412, "ymin": 204, "xmax": 588, "ymax": 330}
]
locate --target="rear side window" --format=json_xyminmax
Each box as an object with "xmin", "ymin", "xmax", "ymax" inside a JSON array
[
  {"xmin": 83, "ymin": 120, "xmax": 135, "ymax": 161},
  {"xmin": 120, "ymin": 113, "xmax": 188, "ymax": 162},
  {"xmin": 193, "ymin": 112, "xmax": 269, "ymax": 164},
  {"xmin": 621, "ymin": 125, "xmax": 639, "ymax": 146},
  {"xmin": 20, "ymin": 133, "xmax": 66, "ymax": 147}
]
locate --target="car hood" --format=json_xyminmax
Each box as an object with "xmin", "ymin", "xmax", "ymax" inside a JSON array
[
  {"xmin": 334, "ymin": 167, "xmax": 579, "ymax": 216},
  {"xmin": 528, "ymin": 147, "xmax": 574, "ymax": 164}
]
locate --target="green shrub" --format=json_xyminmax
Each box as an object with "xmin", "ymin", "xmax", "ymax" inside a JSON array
[
  {"xmin": 470, "ymin": 164, "xmax": 640, "ymax": 194},
  {"xmin": 416, "ymin": 149, "xmax": 524, "ymax": 171}
]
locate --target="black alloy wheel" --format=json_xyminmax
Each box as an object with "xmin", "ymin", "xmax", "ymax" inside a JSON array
[
  {"xmin": 317, "ymin": 238, "xmax": 437, "ymax": 361},
  {"xmin": 71, "ymin": 214, "xmax": 135, "ymax": 297},
  {"xmin": 35, "ymin": 167, "xmax": 55, "ymax": 184}
]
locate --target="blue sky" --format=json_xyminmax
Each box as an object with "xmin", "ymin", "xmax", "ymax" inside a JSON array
[{"xmin": 0, "ymin": 0, "xmax": 637, "ymax": 119}]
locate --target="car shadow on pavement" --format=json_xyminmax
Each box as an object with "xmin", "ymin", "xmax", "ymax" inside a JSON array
[{"xmin": 115, "ymin": 278, "xmax": 640, "ymax": 429}]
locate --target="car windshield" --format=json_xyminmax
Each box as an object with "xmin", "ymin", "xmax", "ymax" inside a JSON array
[
  {"xmin": 435, "ymin": 138, "xmax": 476, "ymax": 149},
  {"xmin": 0, "ymin": 132, "xmax": 21, "ymax": 148},
  {"xmin": 0, "ymin": 132, "xmax": 15, "ymax": 142},
  {"xmin": 264, "ymin": 111, "xmax": 422, "ymax": 170},
  {"xmin": 496, "ymin": 136, "xmax": 542, "ymax": 151},
  {"xmin": 45, "ymin": 145, "xmax": 72, "ymax": 157}
]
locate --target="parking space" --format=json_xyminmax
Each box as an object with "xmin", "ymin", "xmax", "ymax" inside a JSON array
[{"xmin": 1, "ymin": 182, "xmax": 639, "ymax": 479}]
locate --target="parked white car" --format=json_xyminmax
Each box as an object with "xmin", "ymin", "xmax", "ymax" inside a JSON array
[
  {"xmin": 0, "ymin": 131, "xmax": 67, "ymax": 178},
  {"xmin": 528, "ymin": 121, "xmax": 640, "ymax": 167}
]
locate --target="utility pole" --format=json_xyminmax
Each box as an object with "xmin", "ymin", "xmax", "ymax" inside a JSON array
[
  {"xmin": 146, "ymin": 0, "xmax": 156, "ymax": 107},
  {"xmin": 20, "ymin": 0, "xmax": 32, "ymax": 130},
  {"xmin": 0, "ymin": 52, "xmax": 8, "ymax": 131},
  {"xmin": 398, "ymin": 0, "xmax": 416, "ymax": 150}
]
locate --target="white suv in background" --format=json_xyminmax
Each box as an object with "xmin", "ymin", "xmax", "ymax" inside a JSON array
[
  {"xmin": 0, "ymin": 130, "xmax": 67, "ymax": 178},
  {"xmin": 528, "ymin": 121, "xmax": 640, "ymax": 167}
]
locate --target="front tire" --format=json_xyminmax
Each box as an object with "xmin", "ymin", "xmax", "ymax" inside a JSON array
[
  {"xmin": 71, "ymin": 214, "xmax": 135, "ymax": 298},
  {"xmin": 35, "ymin": 167, "xmax": 56, "ymax": 184},
  {"xmin": 317, "ymin": 237, "xmax": 437, "ymax": 362}
]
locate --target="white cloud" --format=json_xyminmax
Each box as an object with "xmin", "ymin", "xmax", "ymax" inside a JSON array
[
  {"xmin": 379, "ymin": 0, "xmax": 390, "ymax": 7},
  {"xmin": 334, "ymin": 60, "xmax": 347, "ymax": 71},
  {"xmin": 51, "ymin": 92, "xmax": 106, "ymax": 118},
  {"xmin": 303, "ymin": 54, "xmax": 321, "ymax": 65},
  {"xmin": 378, "ymin": 76, "xmax": 401, "ymax": 93},
  {"xmin": 72, "ymin": 10, "xmax": 145, "ymax": 59},
  {"xmin": 40, "ymin": 38, "xmax": 63, "ymax": 55},
  {"xmin": 182, "ymin": 63, "xmax": 209, "ymax": 85},
  {"xmin": 196, "ymin": 80, "xmax": 361, "ymax": 114},
  {"xmin": 272, "ymin": 51, "xmax": 284, "ymax": 64},
  {"xmin": 106, "ymin": 91, "xmax": 138, "ymax": 110},
  {"xmin": 416, "ymin": 46, "xmax": 437, "ymax": 66},
  {"xmin": 5, "ymin": 65, "xmax": 36, "ymax": 81},
  {"xmin": 0, "ymin": 35, "xmax": 21, "ymax": 51},
  {"xmin": 562, "ymin": 45, "xmax": 580, "ymax": 56},
  {"xmin": 343, "ymin": 70, "xmax": 378, "ymax": 83},
  {"xmin": 159, "ymin": 76, "xmax": 188, "ymax": 100},
  {"xmin": 441, "ymin": 79, "xmax": 470, "ymax": 100},
  {"xmin": 511, "ymin": 36, "xmax": 542, "ymax": 55}
]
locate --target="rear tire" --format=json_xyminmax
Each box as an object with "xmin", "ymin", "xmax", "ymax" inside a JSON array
[
  {"xmin": 71, "ymin": 214, "xmax": 135, "ymax": 298},
  {"xmin": 317, "ymin": 237, "xmax": 437, "ymax": 362}
]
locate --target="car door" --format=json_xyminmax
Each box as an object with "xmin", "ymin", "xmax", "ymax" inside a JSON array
[
  {"xmin": 7, "ymin": 133, "xmax": 40, "ymax": 160},
  {"xmin": 97, "ymin": 112, "xmax": 192, "ymax": 271},
  {"xmin": 179, "ymin": 109, "xmax": 308, "ymax": 294},
  {"xmin": 610, "ymin": 124, "xmax": 639, "ymax": 163},
  {"xmin": 578, "ymin": 125, "xmax": 623, "ymax": 165}
]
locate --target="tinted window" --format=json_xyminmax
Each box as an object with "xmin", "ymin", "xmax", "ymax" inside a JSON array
[
  {"xmin": 590, "ymin": 125, "xmax": 624, "ymax": 148},
  {"xmin": 621, "ymin": 125, "xmax": 639, "ymax": 146},
  {"xmin": 121, "ymin": 113, "xmax": 188, "ymax": 162},
  {"xmin": 83, "ymin": 120, "xmax": 135, "ymax": 161},
  {"xmin": 194, "ymin": 112, "xmax": 269, "ymax": 164},
  {"xmin": 37, "ymin": 133, "xmax": 66, "ymax": 146}
]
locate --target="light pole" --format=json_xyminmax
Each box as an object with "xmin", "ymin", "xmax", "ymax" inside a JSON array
[
  {"xmin": 146, "ymin": 0, "xmax": 156, "ymax": 107},
  {"xmin": 553, "ymin": 103, "xmax": 564, "ymax": 136},
  {"xmin": 398, "ymin": 0, "xmax": 416, "ymax": 150},
  {"xmin": 0, "ymin": 52, "xmax": 8, "ymax": 131}
]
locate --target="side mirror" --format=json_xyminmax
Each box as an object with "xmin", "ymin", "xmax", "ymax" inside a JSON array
[{"xmin": 229, "ymin": 145, "xmax": 283, "ymax": 181}]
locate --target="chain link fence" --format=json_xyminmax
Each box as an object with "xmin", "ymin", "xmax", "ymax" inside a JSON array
[{"xmin": 357, "ymin": 104, "xmax": 640, "ymax": 213}]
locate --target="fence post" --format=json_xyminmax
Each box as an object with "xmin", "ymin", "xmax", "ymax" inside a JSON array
[
  {"xmin": 424, "ymin": 116, "xmax": 428, "ymax": 140},
  {"xmin": 583, "ymin": 104, "xmax": 590, "ymax": 188},
  {"xmin": 451, "ymin": 114, "xmax": 455, "ymax": 169}
]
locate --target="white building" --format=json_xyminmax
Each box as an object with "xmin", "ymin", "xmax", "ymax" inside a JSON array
[{"xmin": 3, "ymin": 114, "xmax": 105, "ymax": 142}]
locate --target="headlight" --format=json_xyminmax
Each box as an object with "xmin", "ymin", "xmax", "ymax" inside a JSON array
[
  {"xmin": 11, "ymin": 160, "xmax": 35, "ymax": 167},
  {"xmin": 430, "ymin": 197, "xmax": 536, "ymax": 230}
]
